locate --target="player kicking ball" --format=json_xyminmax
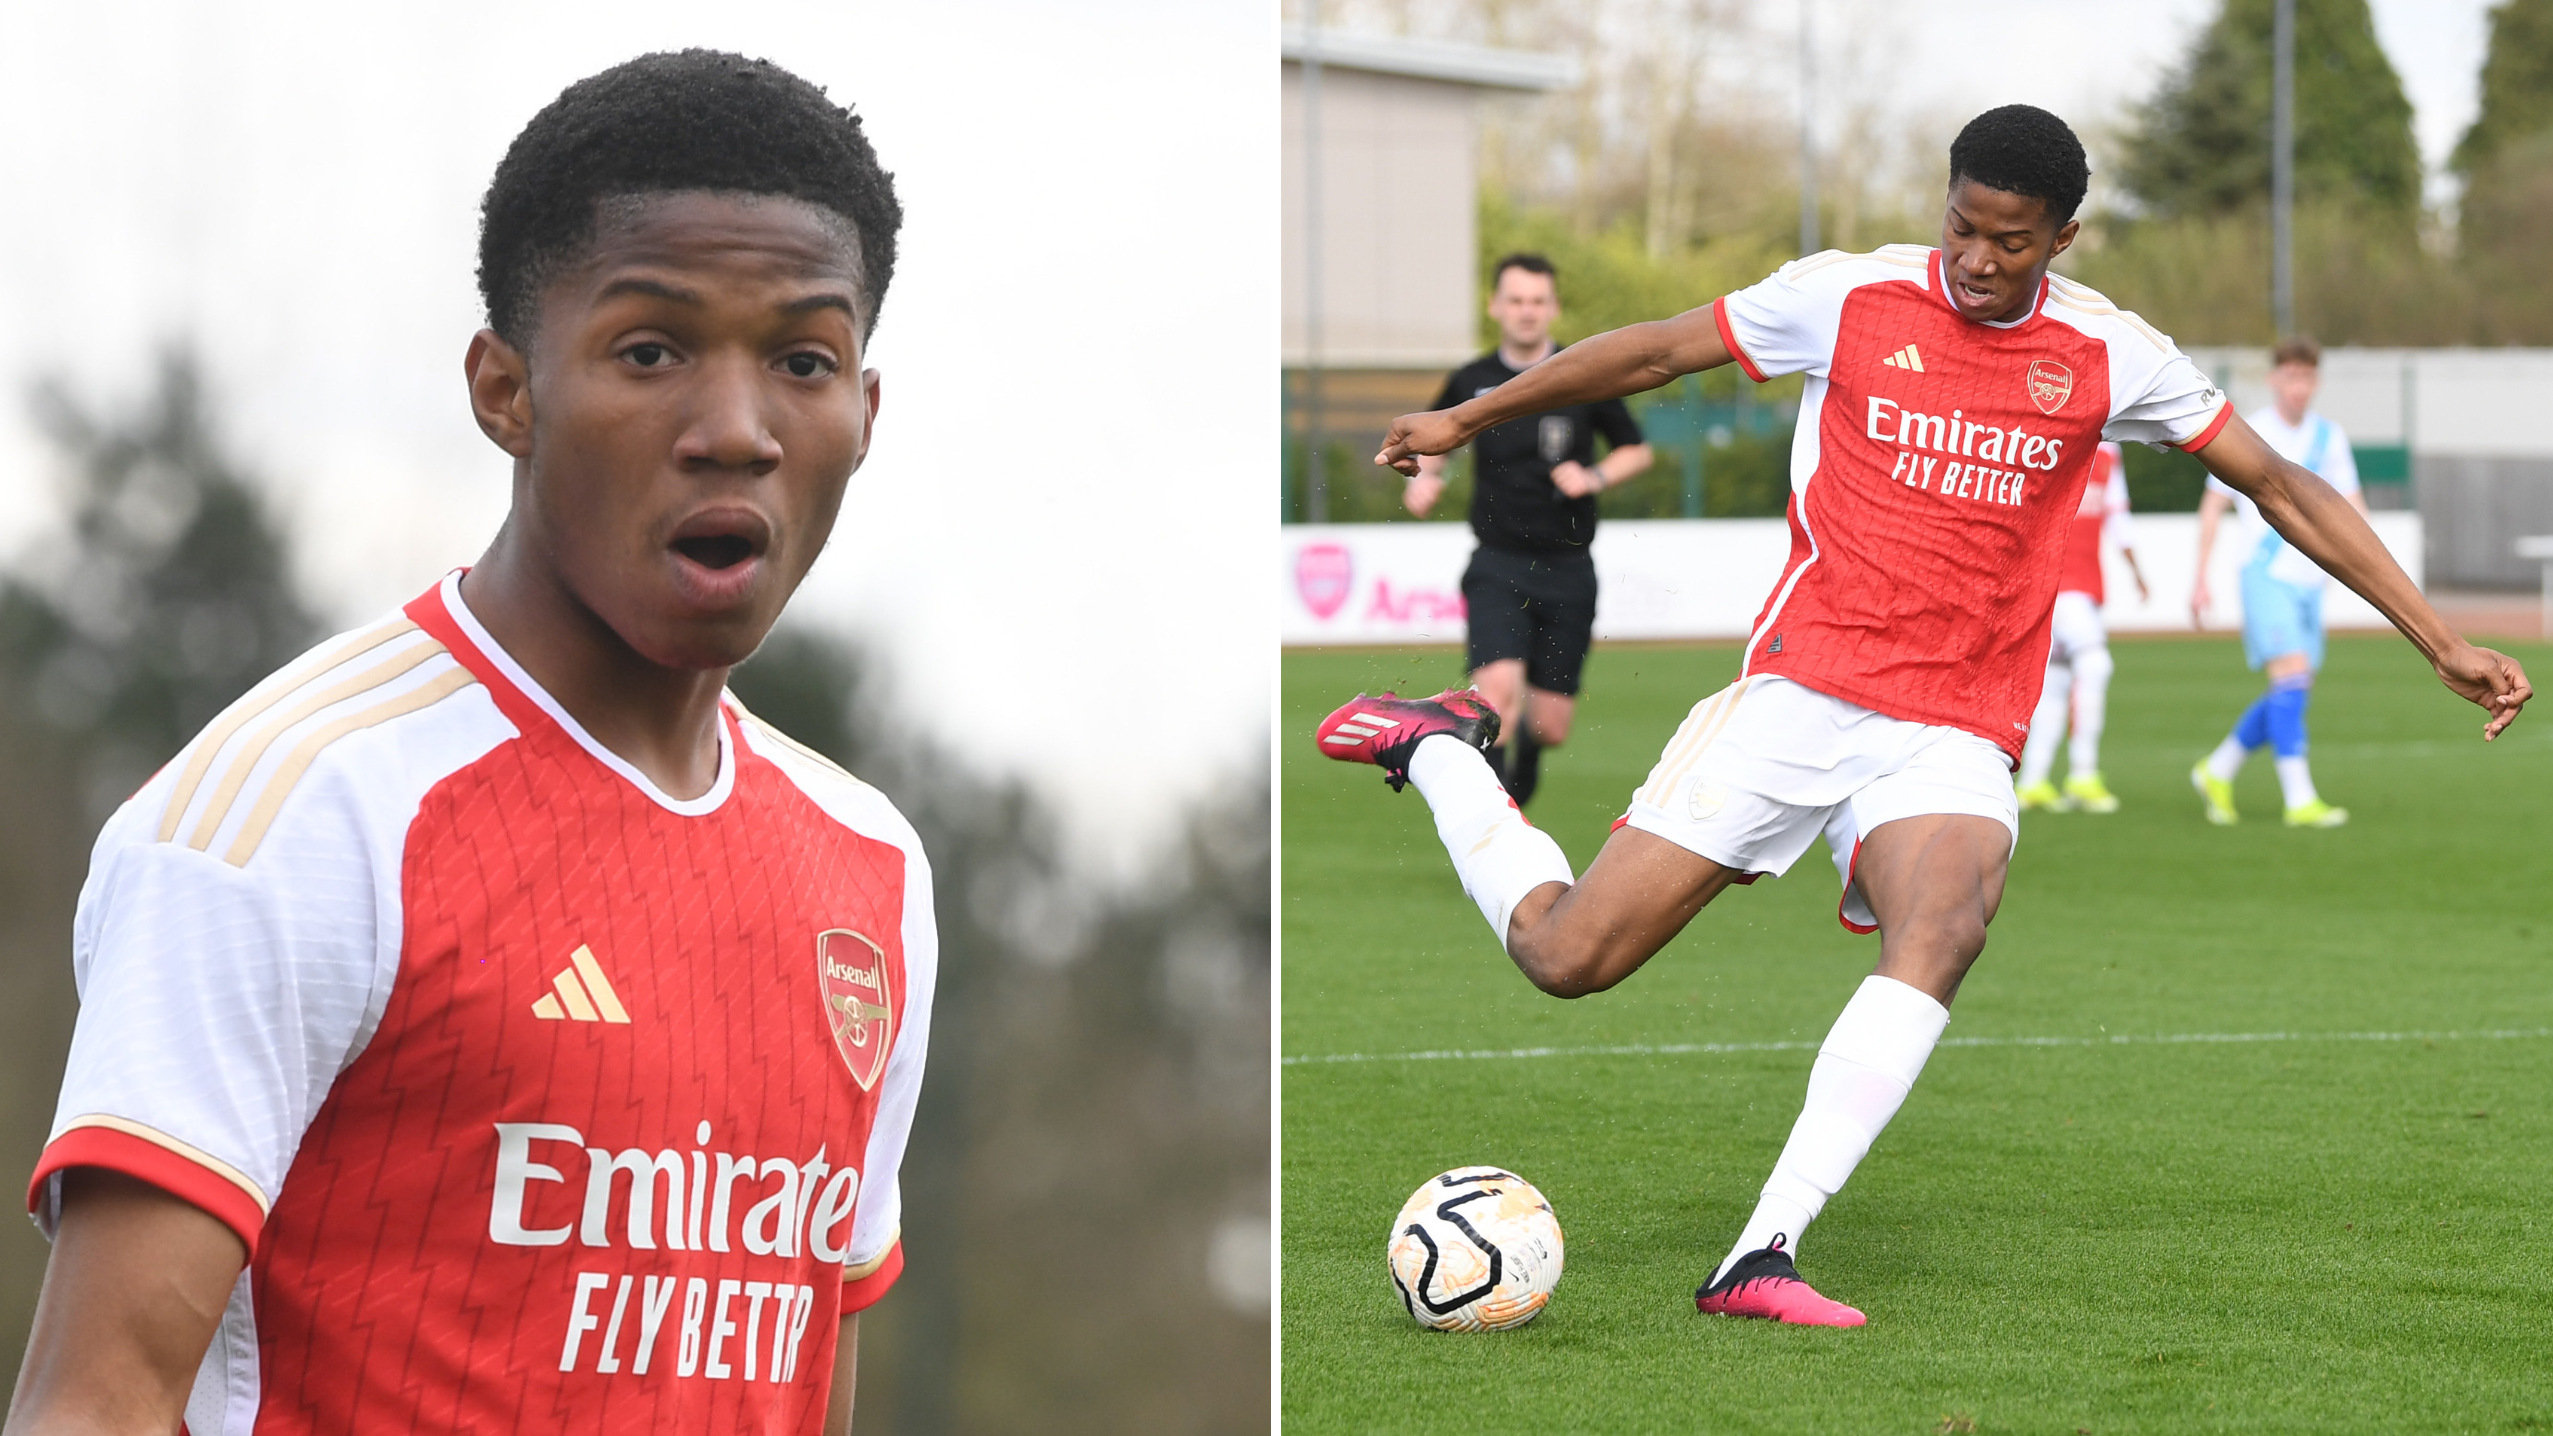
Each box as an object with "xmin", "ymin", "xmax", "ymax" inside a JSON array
[
  {"xmin": 1318, "ymin": 107, "xmax": 2528, "ymax": 1327},
  {"xmin": 2015, "ymin": 440, "xmax": 2145, "ymax": 813},
  {"xmin": 13, "ymin": 53, "xmax": 933, "ymax": 1430}
]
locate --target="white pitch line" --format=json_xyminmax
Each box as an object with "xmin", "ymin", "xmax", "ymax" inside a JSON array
[{"xmin": 1280, "ymin": 1027, "xmax": 2553, "ymax": 1066}]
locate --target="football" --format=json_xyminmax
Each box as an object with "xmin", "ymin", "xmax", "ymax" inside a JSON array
[{"xmin": 1386, "ymin": 1167, "xmax": 1564, "ymax": 1331}]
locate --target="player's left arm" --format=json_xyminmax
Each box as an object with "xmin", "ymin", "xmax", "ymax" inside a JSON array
[
  {"xmin": 824, "ymin": 1313, "xmax": 859, "ymax": 1435},
  {"xmin": 2192, "ymin": 415, "xmax": 2531, "ymax": 738}
]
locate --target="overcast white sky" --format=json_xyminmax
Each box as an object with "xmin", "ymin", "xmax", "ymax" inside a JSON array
[{"xmin": 0, "ymin": 0, "xmax": 1270, "ymax": 874}]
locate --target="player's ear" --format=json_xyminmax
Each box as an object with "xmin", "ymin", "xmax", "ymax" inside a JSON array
[
  {"xmin": 465, "ymin": 328, "xmax": 535, "ymax": 459},
  {"xmin": 2049, "ymin": 217, "xmax": 2080, "ymax": 260}
]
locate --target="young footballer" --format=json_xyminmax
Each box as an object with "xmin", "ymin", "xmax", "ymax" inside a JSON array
[
  {"xmin": 2190, "ymin": 336, "xmax": 2366, "ymax": 827},
  {"xmin": 10, "ymin": 52, "xmax": 931, "ymax": 1432},
  {"xmin": 2015, "ymin": 440, "xmax": 2146, "ymax": 813},
  {"xmin": 1319, "ymin": 107, "xmax": 2527, "ymax": 1326}
]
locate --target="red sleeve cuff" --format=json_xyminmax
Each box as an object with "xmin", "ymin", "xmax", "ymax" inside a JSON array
[
  {"xmin": 1712, "ymin": 296, "xmax": 1768, "ymax": 384},
  {"xmin": 2176, "ymin": 398, "xmax": 2233, "ymax": 453},
  {"xmin": 28, "ymin": 1123, "xmax": 268, "ymax": 1258},
  {"xmin": 839, "ymin": 1240, "xmax": 905, "ymax": 1313}
]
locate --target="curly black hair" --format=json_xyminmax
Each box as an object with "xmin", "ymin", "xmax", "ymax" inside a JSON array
[
  {"xmin": 1947, "ymin": 105, "xmax": 2090, "ymax": 226},
  {"xmin": 477, "ymin": 50, "xmax": 903, "ymax": 346}
]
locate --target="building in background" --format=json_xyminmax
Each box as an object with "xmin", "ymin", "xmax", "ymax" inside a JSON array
[
  {"xmin": 1282, "ymin": 26, "xmax": 1574, "ymax": 520},
  {"xmin": 2187, "ymin": 346, "xmax": 2553, "ymax": 588}
]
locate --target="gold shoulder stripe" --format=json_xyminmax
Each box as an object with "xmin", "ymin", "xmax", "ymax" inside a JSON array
[
  {"xmin": 159, "ymin": 618, "xmax": 419, "ymax": 842},
  {"xmin": 841, "ymin": 1227, "xmax": 901, "ymax": 1281},
  {"xmin": 59, "ymin": 1113, "xmax": 272, "ymax": 1215},
  {"xmin": 223, "ymin": 666, "xmax": 478, "ymax": 867},
  {"xmin": 187, "ymin": 638, "xmax": 449, "ymax": 852},
  {"xmin": 726, "ymin": 696, "xmax": 863, "ymax": 786}
]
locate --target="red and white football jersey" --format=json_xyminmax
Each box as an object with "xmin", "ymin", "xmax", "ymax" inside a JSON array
[
  {"xmin": 1714, "ymin": 246, "xmax": 2229, "ymax": 761},
  {"xmin": 2058, "ymin": 442, "xmax": 2134, "ymax": 603},
  {"xmin": 28, "ymin": 572, "xmax": 935, "ymax": 1434}
]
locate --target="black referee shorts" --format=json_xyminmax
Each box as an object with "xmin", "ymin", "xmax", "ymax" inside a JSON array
[{"xmin": 1461, "ymin": 547, "xmax": 1598, "ymax": 696}]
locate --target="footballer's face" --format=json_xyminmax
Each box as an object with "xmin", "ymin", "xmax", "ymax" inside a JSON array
[
  {"xmin": 1939, "ymin": 178, "xmax": 2079, "ymax": 325},
  {"xmin": 468, "ymin": 191, "xmax": 878, "ymax": 671}
]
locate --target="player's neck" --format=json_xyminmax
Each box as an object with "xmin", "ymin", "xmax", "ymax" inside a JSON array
[
  {"xmin": 1500, "ymin": 338, "xmax": 1555, "ymax": 370},
  {"xmin": 459, "ymin": 546, "xmax": 730, "ymax": 801}
]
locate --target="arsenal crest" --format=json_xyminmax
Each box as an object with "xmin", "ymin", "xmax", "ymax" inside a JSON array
[
  {"xmin": 818, "ymin": 928, "xmax": 894, "ymax": 1091},
  {"xmin": 2025, "ymin": 359, "xmax": 2074, "ymax": 415},
  {"xmin": 1295, "ymin": 542, "xmax": 1352, "ymax": 621}
]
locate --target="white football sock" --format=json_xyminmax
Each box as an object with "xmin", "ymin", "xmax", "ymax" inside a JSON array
[
  {"xmin": 2205, "ymin": 735, "xmax": 2249, "ymax": 782},
  {"xmin": 1712, "ymin": 975, "xmax": 1949, "ymax": 1283},
  {"xmin": 2016, "ymin": 662, "xmax": 2070, "ymax": 788},
  {"xmin": 2275, "ymin": 755, "xmax": 2320, "ymax": 809},
  {"xmin": 2067, "ymin": 645, "xmax": 2112, "ymax": 776},
  {"xmin": 1406, "ymin": 734, "xmax": 1574, "ymax": 951}
]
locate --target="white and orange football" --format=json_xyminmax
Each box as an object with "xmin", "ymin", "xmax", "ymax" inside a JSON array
[{"xmin": 1386, "ymin": 1166, "xmax": 1564, "ymax": 1331}]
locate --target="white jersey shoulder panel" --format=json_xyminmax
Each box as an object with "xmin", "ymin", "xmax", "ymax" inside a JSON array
[
  {"xmin": 2040, "ymin": 275, "xmax": 2230, "ymax": 449},
  {"xmin": 49, "ymin": 611, "xmax": 516, "ymax": 1233},
  {"xmin": 1719, "ymin": 245, "xmax": 1933, "ymax": 380}
]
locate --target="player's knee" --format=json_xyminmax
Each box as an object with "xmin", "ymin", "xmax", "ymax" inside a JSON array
[{"xmin": 1508, "ymin": 927, "xmax": 1615, "ymax": 999}]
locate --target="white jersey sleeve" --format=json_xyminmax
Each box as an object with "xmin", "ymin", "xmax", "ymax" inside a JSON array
[
  {"xmin": 31, "ymin": 617, "xmax": 508, "ymax": 1253},
  {"xmin": 732, "ymin": 710, "xmax": 938, "ymax": 1304},
  {"xmin": 2040, "ymin": 274, "xmax": 2231, "ymax": 450},
  {"xmin": 1714, "ymin": 244, "xmax": 1936, "ymax": 380}
]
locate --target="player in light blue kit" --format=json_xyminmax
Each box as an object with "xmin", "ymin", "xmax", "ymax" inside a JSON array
[{"xmin": 2190, "ymin": 336, "xmax": 2365, "ymax": 827}]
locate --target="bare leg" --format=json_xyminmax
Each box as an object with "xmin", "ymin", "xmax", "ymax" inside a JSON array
[
  {"xmin": 1504, "ymin": 827, "xmax": 1748, "ymax": 998},
  {"xmin": 1857, "ymin": 813, "xmax": 2011, "ymax": 1005}
]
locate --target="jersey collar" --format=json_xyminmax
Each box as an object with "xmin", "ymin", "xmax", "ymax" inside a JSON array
[
  {"xmin": 1929, "ymin": 249, "xmax": 2048, "ymax": 330},
  {"xmin": 425, "ymin": 570, "xmax": 738, "ymax": 818}
]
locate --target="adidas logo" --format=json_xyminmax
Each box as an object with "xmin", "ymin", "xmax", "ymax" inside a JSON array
[
  {"xmin": 1880, "ymin": 344, "xmax": 1925, "ymax": 372},
  {"xmin": 1322, "ymin": 711, "xmax": 1403, "ymax": 746},
  {"xmin": 531, "ymin": 945, "xmax": 631, "ymax": 1024}
]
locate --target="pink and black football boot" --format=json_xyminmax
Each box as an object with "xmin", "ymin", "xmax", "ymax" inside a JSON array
[
  {"xmin": 1694, "ymin": 1239, "xmax": 1867, "ymax": 1327},
  {"xmin": 1314, "ymin": 689, "xmax": 1502, "ymax": 792}
]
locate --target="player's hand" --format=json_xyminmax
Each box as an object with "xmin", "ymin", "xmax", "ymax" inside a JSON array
[
  {"xmin": 1550, "ymin": 461, "xmax": 1600, "ymax": 498},
  {"xmin": 1377, "ymin": 410, "xmax": 1469, "ymax": 477},
  {"xmin": 1403, "ymin": 473, "xmax": 1445, "ymax": 518},
  {"xmin": 2188, "ymin": 579, "xmax": 2211, "ymax": 628},
  {"xmin": 2435, "ymin": 642, "xmax": 2532, "ymax": 740}
]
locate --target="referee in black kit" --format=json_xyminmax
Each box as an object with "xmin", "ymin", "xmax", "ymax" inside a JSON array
[{"xmin": 1402, "ymin": 253, "xmax": 1651, "ymax": 806}]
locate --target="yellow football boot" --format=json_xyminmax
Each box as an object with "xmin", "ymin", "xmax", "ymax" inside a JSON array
[
  {"xmin": 2284, "ymin": 799, "xmax": 2349, "ymax": 829},
  {"xmin": 2062, "ymin": 772, "xmax": 2120, "ymax": 814},
  {"xmin": 2190, "ymin": 762, "xmax": 2238, "ymax": 825},
  {"xmin": 2016, "ymin": 779, "xmax": 2068, "ymax": 812}
]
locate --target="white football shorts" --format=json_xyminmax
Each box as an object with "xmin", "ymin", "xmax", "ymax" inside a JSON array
[
  {"xmin": 1621, "ymin": 674, "xmax": 2019, "ymax": 933},
  {"xmin": 2047, "ymin": 589, "xmax": 2108, "ymax": 664}
]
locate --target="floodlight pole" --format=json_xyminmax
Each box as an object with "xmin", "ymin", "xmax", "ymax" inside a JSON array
[
  {"xmin": 1302, "ymin": 16, "xmax": 1329, "ymax": 524},
  {"xmin": 1797, "ymin": 0, "xmax": 1818, "ymax": 257},
  {"xmin": 2271, "ymin": 0, "xmax": 2295, "ymax": 338}
]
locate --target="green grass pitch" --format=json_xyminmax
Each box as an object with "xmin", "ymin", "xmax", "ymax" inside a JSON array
[{"xmin": 1282, "ymin": 634, "xmax": 2553, "ymax": 1434}]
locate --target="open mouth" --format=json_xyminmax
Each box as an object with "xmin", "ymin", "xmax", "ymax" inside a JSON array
[{"xmin": 671, "ymin": 533, "xmax": 756, "ymax": 570}]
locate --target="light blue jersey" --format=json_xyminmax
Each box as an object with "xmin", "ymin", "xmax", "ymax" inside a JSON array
[{"xmin": 2207, "ymin": 406, "xmax": 2359, "ymax": 669}]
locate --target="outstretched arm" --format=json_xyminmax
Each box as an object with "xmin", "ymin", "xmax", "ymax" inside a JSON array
[
  {"xmin": 2191, "ymin": 415, "xmax": 2531, "ymax": 738},
  {"xmin": 1376, "ymin": 305, "xmax": 1735, "ymax": 474}
]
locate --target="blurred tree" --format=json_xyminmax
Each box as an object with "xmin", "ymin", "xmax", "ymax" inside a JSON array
[
  {"xmin": 0, "ymin": 348, "xmax": 320, "ymax": 1388},
  {"xmin": 2451, "ymin": 0, "xmax": 2553, "ymax": 342},
  {"xmin": 2451, "ymin": 0, "xmax": 2553, "ymax": 179},
  {"xmin": 2117, "ymin": 0, "xmax": 2420, "ymax": 223}
]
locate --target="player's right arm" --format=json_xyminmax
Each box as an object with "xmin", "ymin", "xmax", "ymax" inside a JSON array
[
  {"xmin": 4, "ymin": 1171, "xmax": 245, "ymax": 1435},
  {"xmin": 1377, "ymin": 305, "xmax": 1733, "ymax": 475}
]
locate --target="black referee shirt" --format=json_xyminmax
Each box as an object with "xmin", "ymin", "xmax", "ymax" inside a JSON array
[{"xmin": 1432, "ymin": 348, "xmax": 1645, "ymax": 555}]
